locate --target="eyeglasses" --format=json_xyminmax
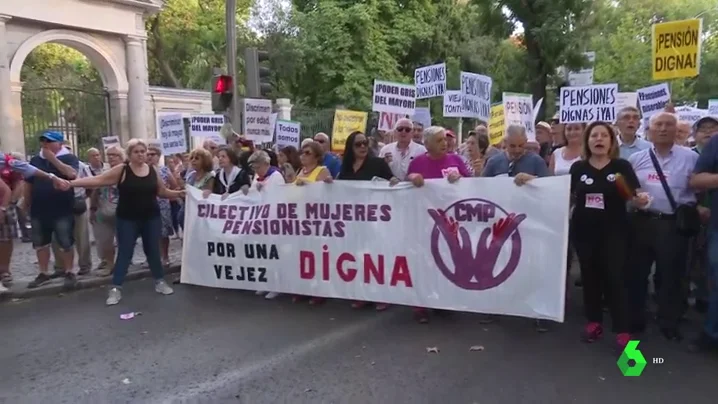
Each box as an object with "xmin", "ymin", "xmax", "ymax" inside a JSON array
[
  {"xmin": 396, "ymin": 127, "xmax": 412, "ymax": 133},
  {"xmin": 354, "ymin": 140, "xmax": 368, "ymax": 148}
]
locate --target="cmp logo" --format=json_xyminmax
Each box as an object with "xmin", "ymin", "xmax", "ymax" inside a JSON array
[
  {"xmin": 427, "ymin": 198, "xmax": 527, "ymax": 290},
  {"xmin": 617, "ymin": 340, "xmax": 648, "ymax": 376}
]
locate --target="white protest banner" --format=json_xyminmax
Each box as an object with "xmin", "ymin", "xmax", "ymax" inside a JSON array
[
  {"xmin": 158, "ymin": 113, "xmax": 187, "ymax": 155},
  {"xmin": 189, "ymin": 114, "xmax": 225, "ymax": 137},
  {"xmin": 443, "ymin": 90, "xmax": 465, "ymax": 118},
  {"xmin": 243, "ymin": 98, "xmax": 273, "ymax": 142},
  {"xmin": 617, "ymin": 92, "xmax": 638, "ymax": 111},
  {"xmin": 101, "ymin": 136, "xmax": 120, "ymax": 150},
  {"xmin": 675, "ymin": 106, "xmax": 707, "ymax": 125},
  {"xmin": 637, "ymin": 83, "xmax": 671, "ymax": 118},
  {"xmin": 275, "ymin": 120, "xmax": 301, "ymax": 150},
  {"xmin": 460, "ymin": 72, "xmax": 492, "ymax": 122},
  {"xmin": 372, "ymin": 80, "xmax": 416, "ymax": 116},
  {"xmin": 568, "ymin": 51, "xmax": 596, "ymax": 87},
  {"xmin": 559, "ymin": 83, "xmax": 618, "ymax": 124},
  {"xmin": 181, "ymin": 177, "xmax": 570, "ymax": 321},
  {"xmin": 709, "ymin": 100, "xmax": 718, "ymax": 115},
  {"xmin": 414, "ymin": 62, "xmax": 447, "ymax": 99},
  {"xmin": 412, "ymin": 107, "xmax": 431, "ymax": 129},
  {"xmin": 378, "ymin": 112, "xmax": 408, "ymax": 132},
  {"xmin": 502, "ymin": 93, "xmax": 536, "ymax": 142}
]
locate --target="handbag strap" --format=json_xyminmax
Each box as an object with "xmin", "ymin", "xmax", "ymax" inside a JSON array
[{"xmin": 648, "ymin": 149, "xmax": 677, "ymax": 212}]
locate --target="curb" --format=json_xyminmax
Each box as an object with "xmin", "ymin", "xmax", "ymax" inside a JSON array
[{"xmin": 1, "ymin": 265, "xmax": 182, "ymax": 301}]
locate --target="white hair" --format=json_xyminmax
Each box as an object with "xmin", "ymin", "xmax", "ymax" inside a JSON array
[
  {"xmin": 394, "ymin": 118, "xmax": 413, "ymax": 131},
  {"xmin": 105, "ymin": 145, "xmax": 126, "ymax": 160},
  {"xmin": 422, "ymin": 126, "xmax": 445, "ymax": 143},
  {"xmin": 314, "ymin": 132, "xmax": 329, "ymax": 142},
  {"xmin": 301, "ymin": 138, "xmax": 314, "ymax": 148},
  {"xmin": 648, "ymin": 111, "xmax": 678, "ymax": 128},
  {"xmin": 86, "ymin": 147, "xmax": 100, "ymax": 156},
  {"xmin": 247, "ymin": 150, "xmax": 271, "ymax": 165},
  {"xmin": 504, "ymin": 124, "xmax": 527, "ymax": 139}
]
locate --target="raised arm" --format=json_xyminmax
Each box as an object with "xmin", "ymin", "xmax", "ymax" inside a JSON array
[{"xmin": 44, "ymin": 149, "xmax": 78, "ymax": 179}]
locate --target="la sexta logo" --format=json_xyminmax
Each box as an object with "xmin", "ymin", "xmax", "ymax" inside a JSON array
[{"xmin": 428, "ymin": 198, "xmax": 526, "ymax": 290}]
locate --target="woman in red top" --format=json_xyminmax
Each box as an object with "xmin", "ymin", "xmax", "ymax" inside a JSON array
[{"xmin": 0, "ymin": 161, "xmax": 24, "ymax": 288}]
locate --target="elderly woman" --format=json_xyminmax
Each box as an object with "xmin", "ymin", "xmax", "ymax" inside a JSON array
[
  {"xmin": 205, "ymin": 146, "xmax": 250, "ymax": 198},
  {"xmin": 178, "ymin": 148, "xmax": 215, "ymax": 230},
  {"xmin": 248, "ymin": 150, "xmax": 285, "ymax": 300},
  {"xmin": 147, "ymin": 144, "xmax": 179, "ymax": 267},
  {"xmin": 89, "ymin": 145, "xmax": 125, "ymax": 276},
  {"xmin": 407, "ymin": 126, "xmax": 470, "ymax": 323}
]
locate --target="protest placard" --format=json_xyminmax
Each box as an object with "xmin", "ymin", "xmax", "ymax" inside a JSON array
[
  {"xmin": 101, "ymin": 136, "xmax": 120, "ymax": 150},
  {"xmin": 275, "ymin": 120, "xmax": 301, "ymax": 150},
  {"xmin": 443, "ymin": 90, "xmax": 465, "ymax": 118},
  {"xmin": 331, "ymin": 110, "xmax": 368, "ymax": 152},
  {"xmin": 489, "ymin": 103, "xmax": 504, "ymax": 145},
  {"xmin": 378, "ymin": 112, "xmax": 409, "ymax": 132},
  {"xmin": 675, "ymin": 106, "xmax": 707, "ymax": 125},
  {"xmin": 568, "ymin": 52, "xmax": 596, "ymax": 87},
  {"xmin": 502, "ymin": 93, "xmax": 536, "ymax": 142},
  {"xmin": 189, "ymin": 114, "xmax": 225, "ymax": 137},
  {"xmin": 559, "ymin": 83, "xmax": 618, "ymax": 124},
  {"xmin": 637, "ymin": 83, "xmax": 670, "ymax": 118},
  {"xmin": 372, "ymin": 80, "xmax": 416, "ymax": 116},
  {"xmin": 460, "ymin": 72, "xmax": 492, "ymax": 122},
  {"xmin": 617, "ymin": 92, "xmax": 638, "ymax": 111},
  {"xmin": 243, "ymin": 98, "xmax": 273, "ymax": 142},
  {"xmin": 158, "ymin": 113, "xmax": 187, "ymax": 155},
  {"xmin": 414, "ymin": 63, "xmax": 446, "ymax": 99},
  {"xmin": 412, "ymin": 107, "xmax": 431, "ymax": 129},
  {"xmin": 652, "ymin": 19, "xmax": 702, "ymax": 80},
  {"xmin": 709, "ymin": 100, "xmax": 718, "ymax": 115},
  {"xmin": 533, "ymin": 98, "xmax": 544, "ymax": 121}
]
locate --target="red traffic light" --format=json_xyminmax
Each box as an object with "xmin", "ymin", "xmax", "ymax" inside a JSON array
[{"xmin": 213, "ymin": 75, "xmax": 232, "ymax": 93}]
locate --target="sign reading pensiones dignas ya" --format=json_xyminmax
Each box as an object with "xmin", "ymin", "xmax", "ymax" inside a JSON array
[
  {"xmin": 559, "ymin": 83, "xmax": 618, "ymax": 124},
  {"xmin": 180, "ymin": 178, "xmax": 571, "ymax": 321}
]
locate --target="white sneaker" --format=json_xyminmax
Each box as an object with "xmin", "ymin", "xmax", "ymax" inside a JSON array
[
  {"xmin": 154, "ymin": 280, "xmax": 174, "ymax": 295},
  {"xmin": 255, "ymin": 290, "xmax": 266, "ymax": 296},
  {"xmin": 106, "ymin": 287, "xmax": 122, "ymax": 306},
  {"xmin": 264, "ymin": 292, "xmax": 280, "ymax": 300}
]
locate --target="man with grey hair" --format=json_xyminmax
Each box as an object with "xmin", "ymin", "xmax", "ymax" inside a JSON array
[
  {"xmin": 616, "ymin": 106, "xmax": 651, "ymax": 159},
  {"xmin": 312, "ymin": 132, "xmax": 341, "ymax": 178},
  {"xmin": 676, "ymin": 120, "xmax": 692, "ymax": 146},
  {"xmin": 379, "ymin": 118, "xmax": 427, "ymax": 180},
  {"xmin": 481, "ymin": 125, "xmax": 549, "ymax": 180},
  {"xmin": 627, "ymin": 111, "xmax": 700, "ymax": 341}
]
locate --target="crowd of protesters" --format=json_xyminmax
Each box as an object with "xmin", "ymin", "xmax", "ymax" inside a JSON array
[{"xmin": 1, "ymin": 104, "xmax": 718, "ymax": 356}]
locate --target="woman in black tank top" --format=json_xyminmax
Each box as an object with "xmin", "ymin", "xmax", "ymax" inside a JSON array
[{"xmin": 60, "ymin": 139, "xmax": 185, "ymax": 306}]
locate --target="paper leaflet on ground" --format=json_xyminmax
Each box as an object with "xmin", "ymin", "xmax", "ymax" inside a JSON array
[{"xmin": 181, "ymin": 178, "xmax": 570, "ymax": 322}]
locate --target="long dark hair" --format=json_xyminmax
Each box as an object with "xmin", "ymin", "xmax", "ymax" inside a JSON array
[
  {"xmin": 340, "ymin": 131, "xmax": 366, "ymax": 176},
  {"xmin": 280, "ymin": 146, "xmax": 302, "ymax": 172}
]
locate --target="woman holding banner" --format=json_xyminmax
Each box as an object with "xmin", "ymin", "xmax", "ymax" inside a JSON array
[
  {"xmin": 204, "ymin": 146, "xmax": 250, "ymax": 197},
  {"xmin": 407, "ymin": 126, "xmax": 469, "ymax": 323}
]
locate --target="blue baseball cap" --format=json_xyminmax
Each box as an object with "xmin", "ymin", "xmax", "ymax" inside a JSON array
[{"xmin": 39, "ymin": 131, "xmax": 64, "ymax": 143}]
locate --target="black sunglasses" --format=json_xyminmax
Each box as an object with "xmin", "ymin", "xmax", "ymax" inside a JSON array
[
  {"xmin": 396, "ymin": 127, "xmax": 412, "ymax": 133},
  {"xmin": 354, "ymin": 140, "xmax": 368, "ymax": 148}
]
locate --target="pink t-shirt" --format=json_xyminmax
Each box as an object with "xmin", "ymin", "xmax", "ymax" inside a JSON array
[{"xmin": 407, "ymin": 153, "xmax": 471, "ymax": 179}]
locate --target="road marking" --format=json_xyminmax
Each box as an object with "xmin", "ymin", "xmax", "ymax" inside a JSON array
[{"xmin": 154, "ymin": 311, "xmax": 400, "ymax": 403}]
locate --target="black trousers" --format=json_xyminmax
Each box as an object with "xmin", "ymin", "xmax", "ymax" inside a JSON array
[
  {"xmin": 573, "ymin": 230, "xmax": 630, "ymax": 333},
  {"xmin": 627, "ymin": 213, "xmax": 690, "ymax": 331}
]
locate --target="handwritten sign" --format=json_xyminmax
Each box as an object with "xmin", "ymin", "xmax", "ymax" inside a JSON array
[
  {"xmin": 101, "ymin": 136, "xmax": 119, "ymax": 150},
  {"xmin": 378, "ymin": 112, "xmax": 409, "ymax": 132},
  {"xmin": 675, "ymin": 106, "xmax": 707, "ymax": 125},
  {"xmin": 414, "ymin": 63, "xmax": 446, "ymax": 99},
  {"xmin": 243, "ymin": 98, "xmax": 273, "ymax": 142},
  {"xmin": 158, "ymin": 114, "xmax": 187, "ymax": 154},
  {"xmin": 488, "ymin": 104, "xmax": 504, "ymax": 145},
  {"xmin": 443, "ymin": 90, "xmax": 465, "ymax": 118},
  {"xmin": 189, "ymin": 114, "xmax": 225, "ymax": 138},
  {"xmin": 708, "ymin": 100, "xmax": 718, "ymax": 115},
  {"xmin": 652, "ymin": 19, "xmax": 702, "ymax": 80},
  {"xmin": 372, "ymin": 80, "xmax": 416, "ymax": 116},
  {"xmin": 460, "ymin": 72, "xmax": 492, "ymax": 122},
  {"xmin": 275, "ymin": 120, "xmax": 301, "ymax": 150},
  {"xmin": 331, "ymin": 110, "xmax": 367, "ymax": 152},
  {"xmin": 637, "ymin": 83, "xmax": 670, "ymax": 118},
  {"xmin": 559, "ymin": 83, "xmax": 618, "ymax": 124},
  {"xmin": 502, "ymin": 93, "xmax": 535, "ymax": 142},
  {"xmin": 412, "ymin": 107, "xmax": 431, "ymax": 129}
]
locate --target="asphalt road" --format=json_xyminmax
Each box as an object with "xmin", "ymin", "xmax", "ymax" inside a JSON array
[{"xmin": 1, "ymin": 280, "xmax": 716, "ymax": 404}]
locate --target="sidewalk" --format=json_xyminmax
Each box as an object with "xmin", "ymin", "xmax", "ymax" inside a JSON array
[{"xmin": 1, "ymin": 237, "xmax": 183, "ymax": 299}]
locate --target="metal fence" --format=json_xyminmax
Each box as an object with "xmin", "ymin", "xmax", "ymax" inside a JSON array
[{"xmin": 291, "ymin": 106, "xmax": 383, "ymax": 143}]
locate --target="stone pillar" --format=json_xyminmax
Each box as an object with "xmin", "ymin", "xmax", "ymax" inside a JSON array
[
  {"xmin": 0, "ymin": 15, "xmax": 23, "ymax": 154},
  {"xmin": 276, "ymin": 98, "xmax": 292, "ymax": 120},
  {"xmin": 125, "ymin": 35, "xmax": 148, "ymax": 139}
]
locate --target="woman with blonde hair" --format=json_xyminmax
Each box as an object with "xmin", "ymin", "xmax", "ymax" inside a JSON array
[
  {"xmin": 178, "ymin": 148, "xmax": 214, "ymax": 230},
  {"xmin": 58, "ymin": 139, "xmax": 184, "ymax": 305},
  {"xmin": 147, "ymin": 144, "xmax": 179, "ymax": 267},
  {"xmin": 89, "ymin": 145, "xmax": 125, "ymax": 276}
]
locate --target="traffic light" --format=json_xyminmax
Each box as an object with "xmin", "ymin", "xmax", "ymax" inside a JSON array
[
  {"xmin": 244, "ymin": 47, "xmax": 273, "ymax": 98},
  {"xmin": 211, "ymin": 74, "xmax": 233, "ymax": 113}
]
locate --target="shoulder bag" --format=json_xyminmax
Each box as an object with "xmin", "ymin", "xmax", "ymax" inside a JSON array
[{"xmin": 648, "ymin": 149, "xmax": 700, "ymax": 237}]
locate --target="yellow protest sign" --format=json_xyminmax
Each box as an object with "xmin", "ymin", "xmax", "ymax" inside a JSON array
[
  {"xmin": 488, "ymin": 104, "xmax": 504, "ymax": 145},
  {"xmin": 331, "ymin": 110, "xmax": 368, "ymax": 152},
  {"xmin": 652, "ymin": 19, "xmax": 702, "ymax": 80}
]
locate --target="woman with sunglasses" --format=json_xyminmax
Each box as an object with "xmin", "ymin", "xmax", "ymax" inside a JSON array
[{"xmin": 337, "ymin": 131, "xmax": 399, "ymax": 311}]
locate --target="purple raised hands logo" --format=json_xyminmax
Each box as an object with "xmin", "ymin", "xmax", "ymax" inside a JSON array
[{"xmin": 428, "ymin": 198, "xmax": 526, "ymax": 290}]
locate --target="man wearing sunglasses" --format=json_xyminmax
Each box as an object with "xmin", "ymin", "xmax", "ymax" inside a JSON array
[
  {"xmin": 378, "ymin": 118, "xmax": 427, "ymax": 181},
  {"xmin": 312, "ymin": 132, "xmax": 341, "ymax": 178}
]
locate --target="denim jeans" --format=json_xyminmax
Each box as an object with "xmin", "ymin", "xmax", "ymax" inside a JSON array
[
  {"xmin": 704, "ymin": 231, "xmax": 718, "ymax": 340},
  {"xmin": 112, "ymin": 216, "xmax": 164, "ymax": 286}
]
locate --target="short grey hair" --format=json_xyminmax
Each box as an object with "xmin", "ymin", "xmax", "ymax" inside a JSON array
[
  {"xmin": 105, "ymin": 145, "xmax": 126, "ymax": 160},
  {"xmin": 422, "ymin": 126, "xmax": 445, "ymax": 143},
  {"xmin": 649, "ymin": 111, "xmax": 678, "ymax": 128},
  {"xmin": 247, "ymin": 150, "xmax": 271, "ymax": 165},
  {"xmin": 617, "ymin": 106, "xmax": 641, "ymax": 120},
  {"xmin": 314, "ymin": 132, "xmax": 329, "ymax": 142},
  {"xmin": 301, "ymin": 138, "xmax": 314, "ymax": 148},
  {"xmin": 394, "ymin": 118, "xmax": 413, "ymax": 131},
  {"xmin": 505, "ymin": 124, "xmax": 527, "ymax": 139},
  {"xmin": 86, "ymin": 147, "xmax": 100, "ymax": 156}
]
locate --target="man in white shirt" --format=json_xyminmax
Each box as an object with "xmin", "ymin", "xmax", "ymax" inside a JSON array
[{"xmin": 378, "ymin": 118, "xmax": 427, "ymax": 180}]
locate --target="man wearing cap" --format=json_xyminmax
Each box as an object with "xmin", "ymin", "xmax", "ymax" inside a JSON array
[
  {"xmin": 688, "ymin": 115, "xmax": 718, "ymax": 352},
  {"xmin": 24, "ymin": 131, "xmax": 80, "ymax": 290}
]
